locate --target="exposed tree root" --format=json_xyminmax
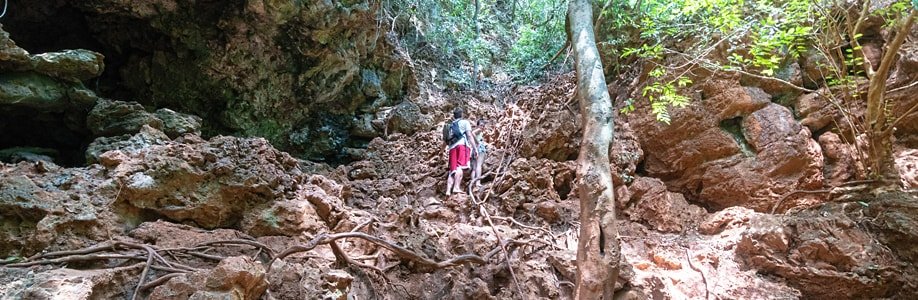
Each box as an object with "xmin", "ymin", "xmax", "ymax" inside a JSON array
[
  {"xmin": 1, "ymin": 238, "xmax": 274, "ymax": 298},
  {"xmin": 272, "ymin": 232, "xmax": 486, "ymax": 273}
]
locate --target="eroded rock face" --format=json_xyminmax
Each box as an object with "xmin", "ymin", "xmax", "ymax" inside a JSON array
[
  {"xmin": 103, "ymin": 130, "xmax": 303, "ymax": 229},
  {"xmin": 0, "ymin": 25, "xmax": 100, "ymax": 165},
  {"xmin": 736, "ymin": 204, "xmax": 911, "ymax": 298},
  {"xmin": 3, "ymin": 0, "xmax": 407, "ymax": 159},
  {"xmin": 0, "ymin": 162, "xmax": 122, "ymax": 257},
  {"xmin": 629, "ymin": 79, "xmax": 825, "ymax": 211},
  {"xmin": 518, "ymin": 74, "xmax": 581, "ymax": 161}
]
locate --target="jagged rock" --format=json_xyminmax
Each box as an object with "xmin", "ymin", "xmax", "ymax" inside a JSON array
[
  {"xmin": 865, "ymin": 192, "xmax": 918, "ymax": 264},
  {"xmin": 106, "ymin": 135, "xmax": 303, "ymax": 229},
  {"xmin": 796, "ymin": 91, "xmax": 836, "ymax": 132},
  {"xmin": 87, "ymin": 99, "xmax": 163, "ymax": 137},
  {"xmin": 631, "ymin": 79, "xmax": 826, "ymax": 212},
  {"xmin": 610, "ymin": 120, "xmax": 644, "ymax": 186},
  {"xmin": 494, "ymin": 158, "xmax": 577, "ymax": 218},
  {"xmin": 301, "ymin": 175, "xmax": 349, "ymax": 228},
  {"xmin": 154, "ymin": 108, "xmax": 202, "ymax": 138},
  {"xmin": 518, "ymin": 74, "xmax": 581, "ymax": 161},
  {"xmin": 698, "ymin": 206, "xmax": 755, "ymax": 235},
  {"xmin": 30, "ymin": 49, "xmax": 104, "ymax": 82},
  {"xmin": 149, "ymin": 256, "xmax": 268, "ymax": 300},
  {"xmin": 620, "ymin": 177, "xmax": 706, "ymax": 233},
  {"xmin": 0, "ymin": 24, "xmax": 31, "ymax": 70},
  {"xmin": 321, "ymin": 269, "xmax": 354, "ymax": 300},
  {"xmin": 0, "ymin": 147, "xmax": 58, "ymax": 163},
  {"xmin": 896, "ymin": 148, "xmax": 918, "ymax": 188},
  {"xmin": 241, "ymin": 198, "xmax": 325, "ymax": 237},
  {"xmin": 704, "ymin": 84, "xmax": 771, "ymax": 120},
  {"xmin": 737, "ymin": 204, "xmax": 908, "ymax": 298},
  {"xmin": 387, "ymin": 100, "xmax": 428, "ymax": 135}
]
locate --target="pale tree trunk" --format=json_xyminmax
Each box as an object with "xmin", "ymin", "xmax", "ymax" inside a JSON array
[
  {"xmin": 865, "ymin": 9, "xmax": 916, "ymax": 182},
  {"xmin": 567, "ymin": 0, "xmax": 620, "ymax": 298},
  {"xmin": 472, "ymin": 0, "xmax": 481, "ymax": 87}
]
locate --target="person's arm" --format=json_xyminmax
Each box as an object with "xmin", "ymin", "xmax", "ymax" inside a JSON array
[{"xmin": 465, "ymin": 125, "xmax": 478, "ymax": 154}]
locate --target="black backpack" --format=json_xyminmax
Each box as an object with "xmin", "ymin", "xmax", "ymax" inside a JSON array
[{"xmin": 442, "ymin": 120, "xmax": 463, "ymax": 145}]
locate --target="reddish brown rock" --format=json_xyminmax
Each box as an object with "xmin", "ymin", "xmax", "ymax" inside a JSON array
[
  {"xmin": 737, "ymin": 204, "xmax": 909, "ymax": 299},
  {"xmin": 631, "ymin": 78, "xmax": 826, "ymax": 211},
  {"xmin": 699, "ymin": 104, "xmax": 825, "ymax": 211},
  {"xmin": 621, "ymin": 177, "xmax": 706, "ymax": 233},
  {"xmin": 796, "ymin": 91, "xmax": 836, "ymax": 132}
]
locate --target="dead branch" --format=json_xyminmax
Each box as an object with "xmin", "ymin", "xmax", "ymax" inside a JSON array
[
  {"xmin": 194, "ymin": 240, "xmax": 275, "ymax": 261},
  {"xmin": 131, "ymin": 247, "xmax": 155, "ymax": 300},
  {"xmin": 3, "ymin": 254, "xmax": 145, "ymax": 267},
  {"xmin": 469, "ymin": 191, "xmax": 526, "ymax": 298},
  {"xmin": 272, "ymin": 232, "xmax": 486, "ymax": 273}
]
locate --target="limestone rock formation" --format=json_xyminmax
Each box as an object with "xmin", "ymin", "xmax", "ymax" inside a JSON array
[{"xmin": 629, "ymin": 79, "xmax": 825, "ymax": 211}]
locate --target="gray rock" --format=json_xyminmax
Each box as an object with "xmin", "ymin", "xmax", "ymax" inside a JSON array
[
  {"xmin": 154, "ymin": 108, "xmax": 202, "ymax": 138},
  {"xmin": 0, "ymin": 73, "xmax": 68, "ymax": 110},
  {"xmin": 86, "ymin": 99, "xmax": 164, "ymax": 137},
  {"xmin": 0, "ymin": 25, "xmax": 31, "ymax": 71},
  {"xmin": 31, "ymin": 49, "xmax": 105, "ymax": 82}
]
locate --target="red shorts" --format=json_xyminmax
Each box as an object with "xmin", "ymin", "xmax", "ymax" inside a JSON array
[{"xmin": 448, "ymin": 145, "xmax": 471, "ymax": 172}]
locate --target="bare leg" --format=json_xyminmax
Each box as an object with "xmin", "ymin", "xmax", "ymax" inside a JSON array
[
  {"xmin": 446, "ymin": 170, "xmax": 454, "ymax": 195},
  {"xmin": 474, "ymin": 152, "xmax": 485, "ymax": 187},
  {"xmin": 453, "ymin": 168, "xmax": 464, "ymax": 193}
]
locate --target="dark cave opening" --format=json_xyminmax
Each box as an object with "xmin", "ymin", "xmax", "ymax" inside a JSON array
[
  {"xmin": 0, "ymin": 106, "xmax": 93, "ymax": 166},
  {"xmin": 0, "ymin": 2, "xmax": 155, "ymax": 166}
]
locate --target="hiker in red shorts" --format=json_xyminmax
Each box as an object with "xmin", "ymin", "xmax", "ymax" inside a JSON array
[{"xmin": 444, "ymin": 107, "xmax": 477, "ymax": 196}]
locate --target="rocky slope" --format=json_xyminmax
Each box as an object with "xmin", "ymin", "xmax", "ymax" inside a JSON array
[{"xmin": 2, "ymin": 3, "xmax": 918, "ymax": 300}]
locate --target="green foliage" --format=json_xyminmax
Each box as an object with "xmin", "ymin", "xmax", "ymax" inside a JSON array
[
  {"xmin": 607, "ymin": 0, "xmax": 912, "ymax": 123},
  {"xmin": 384, "ymin": 0, "xmax": 567, "ymax": 85}
]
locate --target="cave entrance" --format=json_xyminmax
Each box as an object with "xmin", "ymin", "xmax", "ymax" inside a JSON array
[{"xmin": 0, "ymin": 106, "xmax": 93, "ymax": 166}]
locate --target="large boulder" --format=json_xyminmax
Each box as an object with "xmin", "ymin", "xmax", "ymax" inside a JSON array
[
  {"xmin": 87, "ymin": 99, "xmax": 163, "ymax": 137},
  {"xmin": 30, "ymin": 49, "xmax": 104, "ymax": 82},
  {"xmin": 102, "ymin": 134, "xmax": 304, "ymax": 229},
  {"xmin": 629, "ymin": 79, "xmax": 825, "ymax": 212}
]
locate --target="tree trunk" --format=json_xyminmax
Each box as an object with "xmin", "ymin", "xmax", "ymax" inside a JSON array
[
  {"xmin": 864, "ymin": 9, "xmax": 915, "ymax": 181},
  {"xmin": 567, "ymin": 0, "xmax": 620, "ymax": 298}
]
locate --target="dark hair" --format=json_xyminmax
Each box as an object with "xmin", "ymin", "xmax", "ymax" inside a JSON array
[
  {"xmin": 477, "ymin": 119, "xmax": 488, "ymax": 126},
  {"xmin": 453, "ymin": 107, "xmax": 463, "ymax": 119}
]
